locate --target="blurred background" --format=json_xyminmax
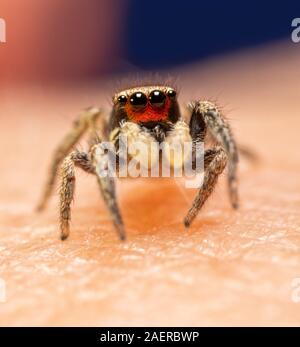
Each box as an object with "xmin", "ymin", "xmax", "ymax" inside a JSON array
[
  {"xmin": 1, "ymin": 0, "xmax": 300, "ymax": 327},
  {"xmin": 0, "ymin": 0, "xmax": 299, "ymax": 83}
]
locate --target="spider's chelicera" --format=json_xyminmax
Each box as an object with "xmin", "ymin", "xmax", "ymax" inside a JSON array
[{"xmin": 36, "ymin": 85, "xmax": 239, "ymax": 241}]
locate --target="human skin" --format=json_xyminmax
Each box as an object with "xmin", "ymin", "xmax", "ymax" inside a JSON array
[{"xmin": 0, "ymin": 41, "xmax": 300, "ymax": 326}]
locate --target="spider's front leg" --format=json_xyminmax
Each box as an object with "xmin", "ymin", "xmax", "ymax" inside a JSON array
[
  {"xmin": 59, "ymin": 144, "xmax": 125, "ymax": 241},
  {"xmin": 184, "ymin": 100, "xmax": 239, "ymax": 227},
  {"xmin": 90, "ymin": 142, "xmax": 126, "ymax": 241},
  {"xmin": 184, "ymin": 146, "xmax": 227, "ymax": 227},
  {"xmin": 59, "ymin": 150, "xmax": 95, "ymax": 240}
]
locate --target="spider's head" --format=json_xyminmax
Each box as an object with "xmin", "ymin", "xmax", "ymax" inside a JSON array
[{"xmin": 112, "ymin": 86, "xmax": 180, "ymax": 126}]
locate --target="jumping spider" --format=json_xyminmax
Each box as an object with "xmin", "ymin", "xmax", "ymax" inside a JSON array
[{"xmin": 36, "ymin": 85, "xmax": 239, "ymax": 241}]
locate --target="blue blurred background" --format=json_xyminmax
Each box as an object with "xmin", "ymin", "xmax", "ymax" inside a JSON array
[{"xmin": 126, "ymin": 0, "xmax": 300, "ymax": 69}]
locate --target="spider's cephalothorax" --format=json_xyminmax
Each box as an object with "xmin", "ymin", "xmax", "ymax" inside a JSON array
[
  {"xmin": 36, "ymin": 85, "xmax": 239, "ymax": 241},
  {"xmin": 110, "ymin": 86, "xmax": 180, "ymax": 130}
]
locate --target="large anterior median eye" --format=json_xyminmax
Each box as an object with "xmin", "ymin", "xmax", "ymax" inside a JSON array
[
  {"xmin": 129, "ymin": 92, "xmax": 147, "ymax": 107},
  {"xmin": 149, "ymin": 90, "xmax": 166, "ymax": 107}
]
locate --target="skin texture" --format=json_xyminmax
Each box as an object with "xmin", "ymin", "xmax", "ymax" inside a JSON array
[{"xmin": 0, "ymin": 41, "xmax": 300, "ymax": 326}]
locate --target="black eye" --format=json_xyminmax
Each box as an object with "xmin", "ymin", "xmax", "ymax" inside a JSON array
[
  {"xmin": 118, "ymin": 95, "xmax": 127, "ymax": 104},
  {"xmin": 129, "ymin": 92, "xmax": 147, "ymax": 107},
  {"xmin": 149, "ymin": 90, "xmax": 166, "ymax": 107},
  {"xmin": 167, "ymin": 89, "xmax": 176, "ymax": 98}
]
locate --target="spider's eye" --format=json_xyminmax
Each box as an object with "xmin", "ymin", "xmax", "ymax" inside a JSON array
[
  {"xmin": 149, "ymin": 90, "xmax": 166, "ymax": 107},
  {"xmin": 117, "ymin": 95, "xmax": 127, "ymax": 104},
  {"xmin": 129, "ymin": 92, "xmax": 147, "ymax": 107},
  {"xmin": 167, "ymin": 89, "xmax": 176, "ymax": 98}
]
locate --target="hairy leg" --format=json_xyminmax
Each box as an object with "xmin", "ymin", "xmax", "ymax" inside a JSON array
[
  {"xmin": 184, "ymin": 146, "xmax": 227, "ymax": 227},
  {"xmin": 189, "ymin": 101, "xmax": 239, "ymax": 208},
  {"xmin": 36, "ymin": 107, "xmax": 101, "ymax": 211},
  {"xmin": 59, "ymin": 150, "xmax": 95, "ymax": 240},
  {"xmin": 59, "ymin": 144, "xmax": 125, "ymax": 241},
  {"xmin": 90, "ymin": 143, "xmax": 126, "ymax": 240}
]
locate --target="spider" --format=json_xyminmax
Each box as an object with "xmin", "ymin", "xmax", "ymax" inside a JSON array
[{"xmin": 36, "ymin": 85, "xmax": 239, "ymax": 241}]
